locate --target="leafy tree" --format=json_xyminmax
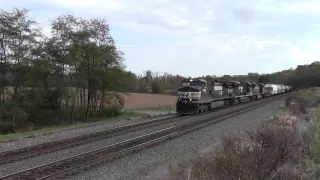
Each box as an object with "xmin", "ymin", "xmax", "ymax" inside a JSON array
[
  {"xmin": 0, "ymin": 8, "xmax": 133, "ymax": 134},
  {"xmin": 151, "ymin": 81, "xmax": 163, "ymax": 94}
]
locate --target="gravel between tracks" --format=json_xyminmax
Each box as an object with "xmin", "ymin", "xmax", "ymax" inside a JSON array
[
  {"xmin": 67, "ymin": 97, "xmax": 287, "ymax": 180},
  {"xmin": 0, "ymin": 112, "xmax": 174, "ymax": 151},
  {"xmin": 0, "ymin": 114, "xmax": 199, "ymax": 176}
]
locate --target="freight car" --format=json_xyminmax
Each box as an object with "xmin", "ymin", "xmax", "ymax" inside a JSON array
[
  {"xmin": 176, "ymin": 78, "xmax": 291, "ymax": 115},
  {"xmin": 264, "ymin": 84, "xmax": 278, "ymax": 96}
]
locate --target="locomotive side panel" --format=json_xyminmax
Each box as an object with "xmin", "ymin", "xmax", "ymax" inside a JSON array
[{"xmin": 210, "ymin": 83, "xmax": 224, "ymax": 100}]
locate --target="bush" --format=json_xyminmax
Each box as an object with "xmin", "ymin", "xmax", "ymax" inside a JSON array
[
  {"xmin": 312, "ymin": 105, "xmax": 320, "ymax": 163},
  {"xmin": 103, "ymin": 106, "xmax": 122, "ymax": 117},
  {"xmin": 101, "ymin": 92, "xmax": 124, "ymax": 117},
  {"xmin": 152, "ymin": 81, "xmax": 163, "ymax": 94}
]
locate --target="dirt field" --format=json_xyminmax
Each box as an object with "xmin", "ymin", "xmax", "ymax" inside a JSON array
[{"xmin": 123, "ymin": 93, "xmax": 177, "ymax": 110}]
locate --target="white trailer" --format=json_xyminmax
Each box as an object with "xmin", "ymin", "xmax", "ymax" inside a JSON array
[
  {"xmin": 270, "ymin": 84, "xmax": 279, "ymax": 94},
  {"xmin": 276, "ymin": 84, "xmax": 282, "ymax": 94},
  {"xmin": 264, "ymin": 84, "xmax": 273, "ymax": 96}
]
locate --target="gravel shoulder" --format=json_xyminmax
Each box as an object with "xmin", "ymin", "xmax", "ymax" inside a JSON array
[{"xmin": 67, "ymin": 97, "xmax": 287, "ymax": 180}]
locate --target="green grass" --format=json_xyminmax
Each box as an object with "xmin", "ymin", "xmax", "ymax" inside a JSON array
[
  {"xmin": 295, "ymin": 88, "xmax": 315, "ymax": 100},
  {"xmin": 144, "ymin": 106, "xmax": 175, "ymax": 111},
  {"xmin": 126, "ymin": 106, "xmax": 176, "ymax": 112},
  {"xmin": 0, "ymin": 124, "xmax": 83, "ymax": 141},
  {"xmin": 106, "ymin": 112, "xmax": 146, "ymax": 120},
  {"xmin": 0, "ymin": 112, "xmax": 145, "ymax": 141}
]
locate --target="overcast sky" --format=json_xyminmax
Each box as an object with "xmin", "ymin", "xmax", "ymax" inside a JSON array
[{"xmin": 2, "ymin": 0, "xmax": 320, "ymax": 77}]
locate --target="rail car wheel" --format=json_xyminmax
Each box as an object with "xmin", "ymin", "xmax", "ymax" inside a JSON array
[
  {"xmin": 202, "ymin": 106, "xmax": 206, "ymax": 112},
  {"xmin": 231, "ymin": 98, "xmax": 235, "ymax": 106}
]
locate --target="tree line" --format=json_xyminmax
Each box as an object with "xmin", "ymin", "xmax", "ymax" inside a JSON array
[
  {"xmin": 132, "ymin": 61, "xmax": 320, "ymax": 94},
  {"xmin": 0, "ymin": 8, "xmax": 136, "ymax": 134},
  {"xmin": 1, "ymin": 7, "xmax": 319, "ymax": 134}
]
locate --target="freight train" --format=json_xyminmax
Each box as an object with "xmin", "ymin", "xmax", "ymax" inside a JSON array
[{"xmin": 176, "ymin": 78, "xmax": 292, "ymax": 115}]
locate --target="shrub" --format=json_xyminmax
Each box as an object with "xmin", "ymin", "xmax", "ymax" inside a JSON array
[
  {"xmin": 152, "ymin": 81, "xmax": 163, "ymax": 94},
  {"xmin": 312, "ymin": 105, "xmax": 320, "ymax": 163},
  {"xmin": 101, "ymin": 92, "xmax": 124, "ymax": 117},
  {"xmin": 168, "ymin": 104, "xmax": 319, "ymax": 180}
]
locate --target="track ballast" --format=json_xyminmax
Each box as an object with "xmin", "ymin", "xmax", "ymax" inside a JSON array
[{"xmin": 0, "ymin": 93, "xmax": 290, "ymax": 180}]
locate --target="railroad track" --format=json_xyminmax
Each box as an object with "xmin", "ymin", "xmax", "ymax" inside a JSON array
[
  {"xmin": 0, "ymin": 93, "xmax": 266, "ymax": 165},
  {"xmin": 0, "ymin": 93, "xmax": 289, "ymax": 180},
  {"xmin": 0, "ymin": 114, "xmax": 177, "ymax": 165}
]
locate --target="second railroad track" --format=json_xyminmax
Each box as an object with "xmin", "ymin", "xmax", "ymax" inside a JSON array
[
  {"xmin": 0, "ymin": 92, "xmax": 277, "ymax": 165},
  {"xmin": 0, "ymin": 93, "xmax": 289, "ymax": 180}
]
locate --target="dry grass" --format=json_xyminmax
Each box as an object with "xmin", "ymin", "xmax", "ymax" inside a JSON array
[
  {"xmin": 168, "ymin": 115, "xmax": 313, "ymax": 180},
  {"xmin": 167, "ymin": 88, "xmax": 320, "ymax": 180},
  {"xmin": 312, "ymin": 105, "xmax": 320, "ymax": 163}
]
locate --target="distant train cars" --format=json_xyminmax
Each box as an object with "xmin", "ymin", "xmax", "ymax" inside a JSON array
[
  {"xmin": 264, "ymin": 84, "xmax": 292, "ymax": 97},
  {"xmin": 176, "ymin": 78, "xmax": 292, "ymax": 115}
]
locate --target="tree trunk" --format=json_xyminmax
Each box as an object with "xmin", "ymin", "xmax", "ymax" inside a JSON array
[
  {"xmin": 13, "ymin": 71, "xmax": 18, "ymax": 96},
  {"xmin": 100, "ymin": 89, "xmax": 105, "ymax": 111},
  {"xmin": 93, "ymin": 90, "xmax": 98, "ymax": 111},
  {"xmin": 82, "ymin": 86, "xmax": 86, "ymax": 118},
  {"xmin": 85, "ymin": 86, "xmax": 91, "ymax": 122}
]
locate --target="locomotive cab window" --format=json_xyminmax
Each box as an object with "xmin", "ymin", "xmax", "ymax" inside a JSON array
[{"xmin": 181, "ymin": 79, "xmax": 207, "ymax": 89}]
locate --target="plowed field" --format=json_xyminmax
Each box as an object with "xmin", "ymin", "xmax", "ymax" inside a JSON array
[{"xmin": 123, "ymin": 93, "xmax": 176, "ymax": 110}]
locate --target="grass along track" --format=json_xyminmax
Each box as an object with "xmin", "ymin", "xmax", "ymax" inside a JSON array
[
  {"xmin": 0, "ymin": 112, "xmax": 146, "ymax": 142},
  {"xmin": 0, "ymin": 93, "xmax": 289, "ymax": 180}
]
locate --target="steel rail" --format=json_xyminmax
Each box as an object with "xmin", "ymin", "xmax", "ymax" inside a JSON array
[
  {"xmin": 0, "ymin": 92, "xmax": 279, "ymax": 165},
  {"xmin": 0, "ymin": 93, "xmax": 289, "ymax": 180}
]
